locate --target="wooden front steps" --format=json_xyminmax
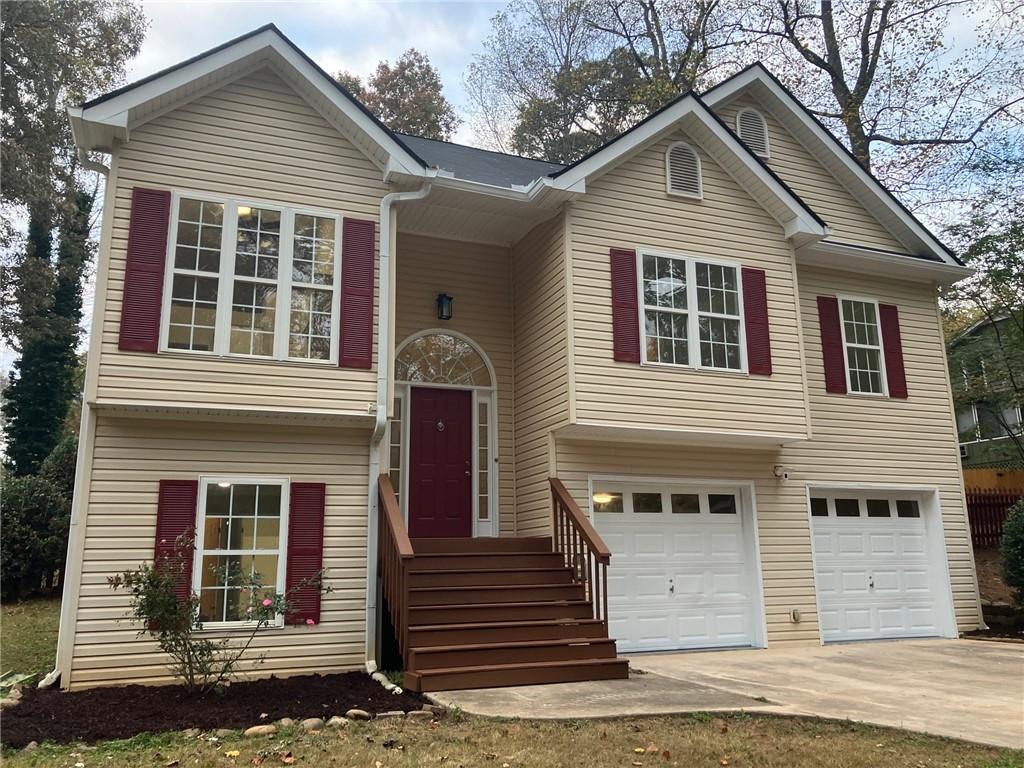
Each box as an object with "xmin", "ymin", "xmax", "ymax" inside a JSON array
[{"xmin": 399, "ymin": 536, "xmax": 628, "ymax": 692}]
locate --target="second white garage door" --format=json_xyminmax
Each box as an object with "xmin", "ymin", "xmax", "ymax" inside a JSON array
[
  {"xmin": 593, "ymin": 481, "xmax": 760, "ymax": 653},
  {"xmin": 810, "ymin": 492, "xmax": 943, "ymax": 642}
]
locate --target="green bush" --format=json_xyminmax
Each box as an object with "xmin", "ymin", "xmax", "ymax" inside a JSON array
[
  {"xmin": 0, "ymin": 435, "xmax": 77, "ymax": 601},
  {"xmin": 1001, "ymin": 498, "xmax": 1024, "ymax": 606}
]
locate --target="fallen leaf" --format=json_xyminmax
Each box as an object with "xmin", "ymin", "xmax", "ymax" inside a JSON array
[
  {"xmin": 279, "ymin": 751, "xmax": 296, "ymax": 765},
  {"xmin": 250, "ymin": 759, "xmax": 265, "ymax": 767},
  {"xmin": 662, "ymin": 751, "xmax": 671, "ymax": 760},
  {"xmin": 720, "ymin": 758, "xmax": 730, "ymax": 766},
  {"xmin": 645, "ymin": 744, "xmax": 659, "ymax": 754},
  {"xmin": 632, "ymin": 763, "xmax": 643, "ymax": 767},
  {"xmin": 165, "ymin": 762, "xmax": 180, "ymax": 768},
  {"xmin": 225, "ymin": 750, "xmax": 241, "ymax": 758},
  {"xmin": 634, "ymin": 747, "xmax": 646, "ymax": 754}
]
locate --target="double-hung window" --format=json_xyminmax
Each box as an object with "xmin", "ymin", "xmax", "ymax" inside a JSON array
[
  {"xmin": 194, "ymin": 477, "xmax": 289, "ymax": 626},
  {"xmin": 165, "ymin": 194, "xmax": 341, "ymax": 363},
  {"xmin": 839, "ymin": 297, "xmax": 886, "ymax": 395},
  {"xmin": 640, "ymin": 251, "xmax": 745, "ymax": 371}
]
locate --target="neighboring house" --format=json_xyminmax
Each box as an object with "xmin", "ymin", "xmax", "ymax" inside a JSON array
[
  {"xmin": 57, "ymin": 24, "xmax": 982, "ymax": 692},
  {"xmin": 950, "ymin": 315, "xmax": 1024, "ymax": 470}
]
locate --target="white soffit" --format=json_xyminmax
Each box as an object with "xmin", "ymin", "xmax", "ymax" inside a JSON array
[
  {"xmin": 703, "ymin": 65, "xmax": 960, "ymax": 266},
  {"xmin": 68, "ymin": 25, "xmax": 425, "ymax": 176}
]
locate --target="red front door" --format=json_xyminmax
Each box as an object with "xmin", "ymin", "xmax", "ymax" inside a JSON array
[{"xmin": 408, "ymin": 387, "xmax": 473, "ymax": 538}]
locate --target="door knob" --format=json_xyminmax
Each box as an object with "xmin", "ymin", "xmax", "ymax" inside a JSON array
[{"xmin": 465, "ymin": 460, "xmax": 471, "ymax": 477}]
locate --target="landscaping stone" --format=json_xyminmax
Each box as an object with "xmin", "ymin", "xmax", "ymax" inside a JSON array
[
  {"xmin": 181, "ymin": 728, "xmax": 201, "ymax": 738},
  {"xmin": 22, "ymin": 741, "xmax": 38, "ymax": 753},
  {"xmin": 243, "ymin": 724, "xmax": 277, "ymax": 737},
  {"xmin": 215, "ymin": 728, "xmax": 235, "ymax": 738},
  {"xmin": 345, "ymin": 708, "xmax": 371, "ymax": 721},
  {"xmin": 421, "ymin": 704, "xmax": 447, "ymax": 715},
  {"xmin": 407, "ymin": 709, "xmax": 434, "ymax": 721},
  {"xmin": 376, "ymin": 710, "xmax": 406, "ymax": 719},
  {"xmin": 300, "ymin": 717, "xmax": 325, "ymax": 731},
  {"xmin": 276, "ymin": 717, "xmax": 295, "ymax": 728},
  {"xmin": 0, "ymin": 698, "xmax": 19, "ymax": 710},
  {"xmin": 326, "ymin": 716, "xmax": 348, "ymax": 728}
]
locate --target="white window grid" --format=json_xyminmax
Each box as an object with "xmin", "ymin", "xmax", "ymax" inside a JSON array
[
  {"xmin": 191, "ymin": 476, "xmax": 290, "ymax": 628},
  {"xmin": 160, "ymin": 191, "xmax": 342, "ymax": 365},
  {"xmin": 637, "ymin": 250, "xmax": 747, "ymax": 373},
  {"xmin": 838, "ymin": 296, "xmax": 887, "ymax": 395}
]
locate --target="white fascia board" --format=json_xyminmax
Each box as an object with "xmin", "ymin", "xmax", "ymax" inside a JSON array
[
  {"xmin": 550, "ymin": 95, "xmax": 824, "ymax": 239},
  {"xmin": 796, "ymin": 240, "xmax": 972, "ymax": 285},
  {"xmin": 75, "ymin": 28, "xmax": 424, "ymax": 176},
  {"xmin": 704, "ymin": 67, "xmax": 958, "ymax": 266}
]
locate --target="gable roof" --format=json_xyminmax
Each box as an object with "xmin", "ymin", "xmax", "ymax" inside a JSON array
[
  {"xmin": 68, "ymin": 24, "xmax": 427, "ymax": 176},
  {"xmin": 702, "ymin": 63, "xmax": 962, "ymax": 267},
  {"xmin": 398, "ymin": 133, "xmax": 565, "ymax": 187}
]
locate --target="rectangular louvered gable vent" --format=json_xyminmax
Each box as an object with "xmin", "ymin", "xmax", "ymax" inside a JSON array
[
  {"xmin": 737, "ymin": 108, "xmax": 769, "ymax": 158},
  {"xmin": 665, "ymin": 142, "xmax": 702, "ymax": 199}
]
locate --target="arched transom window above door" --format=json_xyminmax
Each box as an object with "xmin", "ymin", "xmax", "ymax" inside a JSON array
[{"xmin": 394, "ymin": 332, "xmax": 492, "ymax": 386}]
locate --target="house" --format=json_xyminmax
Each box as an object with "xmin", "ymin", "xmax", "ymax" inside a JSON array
[
  {"xmin": 56, "ymin": 24, "xmax": 982, "ymax": 692},
  {"xmin": 949, "ymin": 315, "xmax": 1024, "ymax": 474}
]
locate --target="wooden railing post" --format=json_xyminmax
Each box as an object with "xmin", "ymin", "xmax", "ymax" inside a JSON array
[{"xmin": 549, "ymin": 478, "xmax": 612, "ymax": 627}]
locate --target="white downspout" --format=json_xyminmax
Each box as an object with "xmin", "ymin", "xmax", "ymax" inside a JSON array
[{"xmin": 364, "ymin": 184, "xmax": 431, "ymax": 669}]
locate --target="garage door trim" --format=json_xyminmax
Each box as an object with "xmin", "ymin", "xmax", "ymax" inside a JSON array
[
  {"xmin": 589, "ymin": 473, "xmax": 768, "ymax": 652},
  {"xmin": 805, "ymin": 484, "xmax": 958, "ymax": 644}
]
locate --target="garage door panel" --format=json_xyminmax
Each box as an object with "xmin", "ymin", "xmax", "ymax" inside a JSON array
[
  {"xmin": 595, "ymin": 484, "xmax": 758, "ymax": 653},
  {"xmin": 811, "ymin": 493, "xmax": 941, "ymax": 643}
]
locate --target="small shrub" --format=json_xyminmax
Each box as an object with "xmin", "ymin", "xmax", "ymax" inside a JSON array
[
  {"xmin": 108, "ymin": 535, "xmax": 330, "ymax": 694},
  {"xmin": 1000, "ymin": 498, "xmax": 1024, "ymax": 606}
]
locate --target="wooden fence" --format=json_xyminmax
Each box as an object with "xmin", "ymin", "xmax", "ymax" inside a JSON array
[{"xmin": 966, "ymin": 489, "xmax": 1022, "ymax": 548}]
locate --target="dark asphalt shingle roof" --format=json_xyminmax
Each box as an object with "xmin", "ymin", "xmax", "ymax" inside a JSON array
[{"xmin": 396, "ymin": 133, "xmax": 565, "ymax": 188}]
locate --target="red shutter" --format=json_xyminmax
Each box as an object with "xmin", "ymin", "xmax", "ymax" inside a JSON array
[
  {"xmin": 339, "ymin": 218, "xmax": 375, "ymax": 368},
  {"xmin": 817, "ymin": 296, "xmax": 848, "ymax": 394},
  {"xmin": 610, "ymin": 247, "xmax": 640, "ymax": 363},
  {"xmin": 119, "ymin": 187, "xmax": 171, "ymax": 352},
  {"xmin": 153, "ymin": 479, "xmax": 199, "ymax": 604},
  {"xmin": 285, "ymin": 482, "xmax": 326, "ymax": 625},
  {"xmin": 879, "ymin": 303, "xmax": 908, "ymax": 399},
  {"xmin": 741, "ymin": 267, "xmax": 772, "ymax": 375}
]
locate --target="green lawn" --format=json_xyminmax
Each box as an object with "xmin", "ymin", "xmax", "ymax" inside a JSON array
[
  {"xmin": 3, "ymin": 714, "xmax": 1019, "ymax": 767},
  {"xmin": 1, "ymin": 598, "xmax": 61, "ymax": 681}
]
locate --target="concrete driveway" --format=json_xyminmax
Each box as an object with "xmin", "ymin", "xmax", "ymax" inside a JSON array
[{"xmin": 632, "ymin": 639, "xmax": 1024, "ymax": 749}]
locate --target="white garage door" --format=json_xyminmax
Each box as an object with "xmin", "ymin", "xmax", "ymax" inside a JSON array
[
  {"xmin": 593, "ymin": 482, "xmax": 759, "ymax": 653},
  {"xmin": 811, "ymin": 493, "xmax": 941, "ymax": 642}
]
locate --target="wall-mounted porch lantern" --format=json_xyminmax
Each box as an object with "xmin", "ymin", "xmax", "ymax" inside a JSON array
[{"xmin": 436, "ymin": 293, "xmax": 454, "ymax": 321}]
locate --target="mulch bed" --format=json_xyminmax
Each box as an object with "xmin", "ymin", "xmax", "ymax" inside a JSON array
[{"xmin": 0, "ymin": 672, "xmax": 426, "ymax": 748}]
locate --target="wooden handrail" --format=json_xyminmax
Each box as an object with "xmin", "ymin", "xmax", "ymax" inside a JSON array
[
  {"xmin": 549, "ymin": 478, "xmax": 611, "ymax": 563},
  {"xmin": 379, "ymin": 474, "xmax": 414, "ymax": 559},
  {"xmin": 377, "ymin": 474, "xmax": 414, "ymax": 667}
]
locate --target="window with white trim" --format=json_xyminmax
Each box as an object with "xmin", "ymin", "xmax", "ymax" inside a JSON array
[
  {"xmin": 641, "ymin": 251, "xmax": 744, "ymax": 371},
  {"xmin": 195, "ymin": 478, "xmax": 288, "ymax": 626},
  {"xmin": 840, "ymin": 298, "xmax": 885, "ymax": 394},
  {"xmin": 164, "ymin": 194, "xmax": 341, "ymax": 363}
]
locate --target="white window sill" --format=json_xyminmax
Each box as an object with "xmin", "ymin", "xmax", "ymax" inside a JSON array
[
  {"xmin": 195, "ymin": 621, "xmax": 287, "ymax": 635},
  {"xmin": 640, "ymin": 359, "xmax": 749, "ymax": 376}
]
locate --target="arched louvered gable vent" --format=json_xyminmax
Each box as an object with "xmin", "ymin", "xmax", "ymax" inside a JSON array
[
  {"xmin": 736, "ymin": 107, "xmax": 769, "ymax": 157},
  {"xmin": 665, "ymin": 142, "xmax": 702, "ymax": 199}
]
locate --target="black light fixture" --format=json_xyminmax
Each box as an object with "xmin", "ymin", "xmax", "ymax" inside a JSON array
[{"xmin": 436, "ymin": 292, "xmax": 454, "ymax": 320}]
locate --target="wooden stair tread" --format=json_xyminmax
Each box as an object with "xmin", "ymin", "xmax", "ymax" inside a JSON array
[
  {"xmin": 409, "ymin": 583, "xmax": 575, "ymax": 593},
  {"xmin": 410, "ymin": 567, "xmax": 570, "ymax": 575},
  {"xmin": 410, "ymin": 618, "xmax": 603, "ymax": 632},
  {"xmin": 411, "ymin": 637, "xmax": 614, "ymax": 653},
  {"xmin": 410, "ymin": 599, "xmax": 590, "ymax": 610},
  {"xmin": 413, "ymin": 657, "xmax": 628, "ymax": 676}
]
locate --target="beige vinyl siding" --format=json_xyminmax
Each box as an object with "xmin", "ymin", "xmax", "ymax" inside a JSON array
[
  {"xmin": 394, "ymin": 233, "xmax": 516, "ymax": 535},
  {"xmin": 793, "ymin": 265, "xmax": 981, "ymax": 630},
  {"xmin": 567, "ymin": 129, "xmax": 809, "ymax": 439},
  {"xmin": 94, "ymin": 66, "xmax": 386, "ymax": 415},
  {"xmin": 554, "ymin": 440, "xmax": 821, "ymax": 645},
  {"xmin": 512, "ymin": 217, "xmax": 571, "ymax": 535},
  {"xmin": 69, "ymin": 416, "xmax": 370, "ymax": 688},
  {"xmin": 715, "ymin": 99, "xmax": 910, "ymax": 254}
]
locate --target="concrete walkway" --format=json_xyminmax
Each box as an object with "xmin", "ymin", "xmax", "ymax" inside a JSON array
[
  {"xmin": 632, "ymin": 639, "xmax": 1024, "ymax": 749},
  {"xmin": 430, "ymin": 639, "xmax": 1024, "ymax": 749}
]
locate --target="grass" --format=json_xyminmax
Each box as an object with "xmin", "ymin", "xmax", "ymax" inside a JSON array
[
  {"xmin": 3, "ymin": 714, "xmax": 1019, "ymax": 767},
  {"xmin": 1, "ymin": 598, "xmax": 61, "ymax": 682}
]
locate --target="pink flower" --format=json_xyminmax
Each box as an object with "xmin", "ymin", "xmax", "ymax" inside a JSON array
[
  {"xmin": 305, "ymin": 618, "xmax": 315, "ymax": 626},
  {"xmin": 262, "ymin": 598, "xmax": 272, "ymax": 607}
]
